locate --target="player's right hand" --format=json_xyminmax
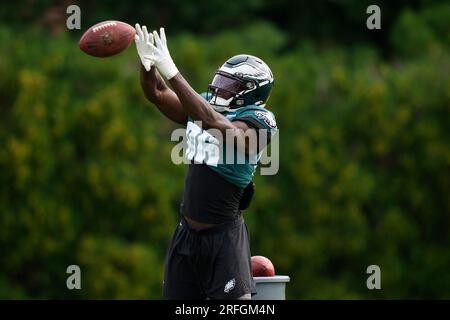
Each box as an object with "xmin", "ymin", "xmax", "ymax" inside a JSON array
[{"xmin": 135, "ymin": 23, "xmax": 154, "ymax": 72}]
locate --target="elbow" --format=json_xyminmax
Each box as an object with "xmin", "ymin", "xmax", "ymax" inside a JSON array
[
  {"xmin": 142, "ymin": 84, "xmax": 163, "ymax": 105},
  {"xmin": 144, "ymin": 89, "xmax": 159, "ymax": 103}
]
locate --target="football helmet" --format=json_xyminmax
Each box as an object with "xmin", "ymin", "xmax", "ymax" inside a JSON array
[{"xmin": 207, "ymin": 54, "xmax": 274, "ymax": 112}]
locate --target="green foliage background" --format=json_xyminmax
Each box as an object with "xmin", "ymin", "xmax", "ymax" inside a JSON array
[{"xmin": 0, "ymin": 1, "xmax": 449, "ymax": 299}]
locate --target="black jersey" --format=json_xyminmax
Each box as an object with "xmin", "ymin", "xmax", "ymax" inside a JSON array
[{"xmin": 181, "ymin": 163, "xmax": 244, "ymax": 224}]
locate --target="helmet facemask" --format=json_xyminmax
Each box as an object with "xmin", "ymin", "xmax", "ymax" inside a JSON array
[{"xmin": 207, "ymin": 71, "xmax": 259, "ymax": 112}]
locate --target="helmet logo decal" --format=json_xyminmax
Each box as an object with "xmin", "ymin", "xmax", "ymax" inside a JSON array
[{"xmin": 255, "ymin": 110, "xmax": 277, "ymax": 129}]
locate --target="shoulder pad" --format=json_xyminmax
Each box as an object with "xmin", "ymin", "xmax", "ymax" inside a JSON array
[{"xmin": 234, "ymin": 106, "xmax": 277, "ymax": 131}]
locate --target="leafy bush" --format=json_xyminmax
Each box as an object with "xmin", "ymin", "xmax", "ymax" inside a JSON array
[{"xmin": 0, "ymin": 11, "xmax": 449, "ymax": 299}]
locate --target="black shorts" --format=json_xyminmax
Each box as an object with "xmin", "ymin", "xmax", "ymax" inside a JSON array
[{"xmin": 163, "ymin": 215, "xmax": 256, "ymax": 300}]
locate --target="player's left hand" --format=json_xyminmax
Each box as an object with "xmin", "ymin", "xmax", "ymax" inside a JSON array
[{"xmin": 148, "ymin": 27, "xmax": 179, "ymax": 80}]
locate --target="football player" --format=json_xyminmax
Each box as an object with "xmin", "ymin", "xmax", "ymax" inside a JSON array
[{"xmin": 135, "ymin": 25, "xmax": 278, "ymax": 300}]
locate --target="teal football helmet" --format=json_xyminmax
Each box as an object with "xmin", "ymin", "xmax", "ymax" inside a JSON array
[{"xmin": 207, "ymin": 54, "xmax": 274, "ymax": 112}]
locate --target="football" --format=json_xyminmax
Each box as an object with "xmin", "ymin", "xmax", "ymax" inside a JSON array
[
  {"xmin": 251, "ymin": 255, "xmax": 275, "ymax": 277},
  {"xmin": 79, "ymin": 20, "xmax": 135, "ymax": 57}
]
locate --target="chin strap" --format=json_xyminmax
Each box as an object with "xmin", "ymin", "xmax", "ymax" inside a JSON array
[{"xmin": 208, "ymin": 94, "xmax": 233, "ymax": 112}]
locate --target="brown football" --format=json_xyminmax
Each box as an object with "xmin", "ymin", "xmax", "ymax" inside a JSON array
[
  {"xmin": 251, "ymin": 255, "xmax": 275, "ymax": 277},
  {"xmin": 79, "ymin": 20, "xmax": 136, "ymax": 57}
]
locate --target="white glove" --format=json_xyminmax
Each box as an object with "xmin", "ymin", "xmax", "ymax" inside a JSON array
[
  {"xmin": 148, "ymin": 27, "xmax": 179, "ymax": 80},
  {"xmin": 134, "ymin": 23, "xmax": 154, "ymax": 72}
]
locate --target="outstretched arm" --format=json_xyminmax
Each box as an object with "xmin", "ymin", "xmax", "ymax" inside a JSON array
[
  {"xmin": 168, "ymin": 73, "xmax": 240, "ymax": 129},
  {"xmin": 146, "ymin": 28, "xmax": 259, "ymax": 154},
  {"xmin": 135, "ymin": 24, "xmax": 187, "ymax": 125},
  {"xmin": 168, "ymin": 73, "xmax": 260, "ymax": 154},
  {"xmin": 140, "ymin": 65, "xmax": 188, "ymax": 124}
]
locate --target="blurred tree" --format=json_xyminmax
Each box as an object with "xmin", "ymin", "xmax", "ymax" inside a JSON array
[{"xmin": 0, "ymin": 1, "xmax": 449, "ymax": 299}]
